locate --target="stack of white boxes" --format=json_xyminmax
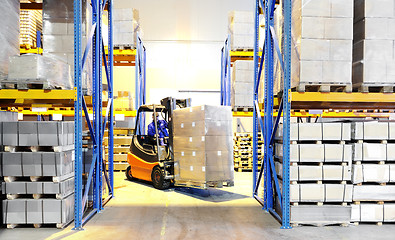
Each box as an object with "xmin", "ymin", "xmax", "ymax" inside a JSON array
[
  {"xmin": 273, "ymin": 0, "xmax": 354, "ymax": 93},
  {"xmin": 353, "ymin": 0, "xmax": 395, "ymax": 92},
  {"xmin": 0, "ymin": 121, "xmax": 75, "ymax": 228},
  {"xmin": 351, "ymin": 122, "xmax": 395, "ymax": 224},
  {"xmin": 113, "ymin": 8, "xmax": 140, "ymax": 48},
  {"xmin": 173, "ymin": 105, "xmax": 234, "ymax": 188},
  {"xmin": 231, "ymin": 60, "xmax": 254, "ymax": 110},
  {"xmin": 42, "ymin": 0, "xmax": 92, "ymax": 93},
  {"xmin": 275, "ymin": 122, "xmax": 353, "ymax": 225},
  {"xmin": 0, "ymin": 0, "xmax": 19, "ymax": 81},
  {"xmin": 228, "ymin": 11, "xmax": 254, "ymax": 50}
]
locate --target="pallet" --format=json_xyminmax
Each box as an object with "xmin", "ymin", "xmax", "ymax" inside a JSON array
[
  {"xmin": 3, "ymin": 145, "xmax": 74, "ymax": 153},
  {"xmin": 353, "ymin": 83, "xmax": 395, "ymax": 93},
  {"xmin": 232, "ymin": 106, "xmax": 254, "ymax": 112},
  {"xmin": 4, "ymin": 172, "xmax": 74, "ymax": 183},
  {"xmin": 114, "ymin": 44, "xmax": 135, "ymax": 50},
  {"xmin": 0, "ymin": 82, "xmax": 64, "ymax": 90},
  {"xmin": 6, "ymin": 192, "xmax": 73, "ymax": 200},
  {"xmin": 291, "ymin": 222, "xmax": 350, "ymax": 227},
  {"xmin": 231, "ymin": 48, "xmax": 254, "ymax": 52},
  {"xmin": 106, "ymin": 162, "xmax": 128, "ymax": 171},
  {"xmin": 174, "ymin": 180, "xmax": 234, "ymax": 189},
  {"xmin": 295, "ymin": 83, "xmax": 352, "ymax": 93},
  {"xmin": 291, "ymin": 202, "xmax": 350, "ymax": 207},
  {"xmin": 6, "ymin": 220, "xmax": 72, "ymax": 229}
]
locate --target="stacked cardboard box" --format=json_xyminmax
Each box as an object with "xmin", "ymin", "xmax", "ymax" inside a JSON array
[
  {"xmin": 0, "ymin": 121, "xmax": 74, "ymax": 228},
  {"xmin": 42, "ymin": 0, "xmax": 92, "ymax": 93},
  {"xmin": 353, "ymin": 0, "xmax": 395, "ymax": 92},
  {"xmin": 228, "ymin": 11, "xmax": 254, "ymax": 50},
  {"xmin": 273, "ymin": 0, "xmax": 354, "ymax": 93},
  {"xmin": 173, "ymin": 105, "xmax": 234, "ymax": 188},
  {"xmin": 351, "ymin": 121, "xmax": 395, "ymax": 224},
  {"xmin": 275, "ymin": 122, "xmax": 353, "ymax": 225},
  {"xmin": 20, "ymin": 10, "xmax": 42, "ymax": 47},
  {"xmin": 114, "ymin": 8, "xmax": 140, "ymax": 48},
  {"xmin": 0, "ymin": 0, "xmax": 19, "ymax": 80},
  {"xmin": 231, "ymin": 60, "xmax": 254, "ymax": 110}
]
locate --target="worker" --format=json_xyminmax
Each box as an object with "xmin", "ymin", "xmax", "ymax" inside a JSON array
[{"xmin": 148, "ymin": 112, "xmax": 169, "ymax": 145}]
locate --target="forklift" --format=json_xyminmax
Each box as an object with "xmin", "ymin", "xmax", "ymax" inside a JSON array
[{"xmin": 125, "ymin": 97, "xmax": 191, "ymax": 189}]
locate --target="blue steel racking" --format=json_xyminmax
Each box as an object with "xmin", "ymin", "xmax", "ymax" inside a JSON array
[
  {"xmin": 252, "ymin": 0, "xmax": 292, "ymax": 228},
  {"xmin": 220, "ymin": 35, "xmax": 231, "ymax": 106},
  {"xmin": 135, "ymin": 33, "xmax": 147, "ymax": 133},
  {"xmin": 73, "ymin": 0, "xmax": 114, "ymax": 229}
]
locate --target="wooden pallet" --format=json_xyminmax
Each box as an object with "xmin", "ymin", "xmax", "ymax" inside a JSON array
[
  {"xmin": 175, "ymin": 180, "xmax": 234, "ymax": 189},
  {"xmin": 4, "ymin": 172, "xmax": 74, "ymax": 183},
  {"xmin": 353, "ymin": 83, "xmax": 395, "ymax": 93},
  {"xmin": 114, "ymin": 44, "xmax": 135, "ymax": 50},
  {"xmin": 232, "ymin": 106, "xmax": 254, "ymax": 112},
  {"xmin": 295, "ymin": 83, "xmax": 352, "ymax": 93},
  {"xmin": 0, "ymin": 82, "xmax": 64, "ymax": 90},
  {"xmin": 3, "ymin": 145, "xmax": 74, "ymax": 153}
]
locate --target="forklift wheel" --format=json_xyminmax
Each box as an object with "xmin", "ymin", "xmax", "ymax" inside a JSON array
[
  {"xmin": 151, "ymin": 166, "xmax": 170, "ymax": 190},
  {"xmin": 125, "ymin": 166, "xmax": 134, "ymax": 181}
]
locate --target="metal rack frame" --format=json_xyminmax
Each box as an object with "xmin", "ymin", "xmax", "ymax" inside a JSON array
[
  {"xmin": 220, "ymin": 35, "xmax": 231, "ymax": 106},
  {"xmin": 73, "ymin": 0, "xmax": 114, "ymax": 230},
  {"xmin": 135, "ymin": 33, "xmax": 147, "ymax": 134},
  {"xmin": 252, "ymin": 0, "xmax": 292, "ymax": 228}
]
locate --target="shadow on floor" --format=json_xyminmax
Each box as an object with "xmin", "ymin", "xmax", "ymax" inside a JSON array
[{"xmin": 123, "ymin": 177, "xmax": 249, "ymax": 202}]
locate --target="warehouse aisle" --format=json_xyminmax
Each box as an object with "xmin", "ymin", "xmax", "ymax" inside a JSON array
[{"xmin": 1, "ymin": 172, "xmax": 395, "ymax": 240}]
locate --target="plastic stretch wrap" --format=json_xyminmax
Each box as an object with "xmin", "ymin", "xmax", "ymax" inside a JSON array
[
  {"xmin": 43, "ymin": 0, "xmax": 92, "ymax": 94},
  {"xmin": 7, "ymin": 54, "xmax": 72, "ymax": 89},
  {"xmin": 173, "ymin": 105, "xmax": 234, "ymax": 184},
  {"xmin": 273, "ymin": 0, "xmax": 353, "ymax": 94},
  {"xmin": 0, "ymin": 0, "xmax": 20, "ymax": 80},
  {"xmin": 173, "ymin": 105, "xmax": 232, "ymax": 122},
  {"xmin": 173, "ymin": 120, "xmax": 232, "ymax": 137},
  {"xmin": 291, "ymin": 205, "xmax": 351, "ymax": 224}
]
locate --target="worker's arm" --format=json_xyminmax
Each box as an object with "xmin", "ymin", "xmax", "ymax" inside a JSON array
[{"xmin": 158, "ymin": 120, "xmax": 169, "ymax": 137}]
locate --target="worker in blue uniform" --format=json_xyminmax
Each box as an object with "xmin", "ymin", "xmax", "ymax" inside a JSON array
[{"xmin": 148, "ymin": 113, "xmax": 169, "ymax": 145}]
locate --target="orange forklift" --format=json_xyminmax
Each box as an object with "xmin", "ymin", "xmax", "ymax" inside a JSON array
[{"xmin": 125, "ymin": 97, "xmax": 191, "ymax": 189}]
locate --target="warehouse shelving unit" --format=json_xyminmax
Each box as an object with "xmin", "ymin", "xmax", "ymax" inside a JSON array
[
  {"xmin": 220, "ymin": 36, "xmax": 231, "ymax": 106},
  {"xmin": 252, "ymin": 0, "xmax": 395, "ymax": 229},
  {"xmin": 73, "ymin": 0, "xmax": 114, "ymax": 229}
]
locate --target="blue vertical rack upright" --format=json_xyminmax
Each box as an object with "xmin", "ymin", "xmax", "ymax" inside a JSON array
[
  {"xmin": 135, "ymin": 33, "xmax": 146, "ymax": 134},
  {"xmin": 252, "ymin": 0, "xmax": 292, "ymax": 228},
  {"xmin": 220, "ymin": 35, "xmax": 231, "ymax": 106},
  {"xmin": 73, "ymin": 0, "xmax": 114, "ymax": 229}
]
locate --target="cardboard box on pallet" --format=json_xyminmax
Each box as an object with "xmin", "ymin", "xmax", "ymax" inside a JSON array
[
  {"xmin": 353, "ymin": 0, "xmax": 395, "ymax": 88},
  {"xmin": 173, "ymin": 105, "xmax": 234, "ymax": 186}
]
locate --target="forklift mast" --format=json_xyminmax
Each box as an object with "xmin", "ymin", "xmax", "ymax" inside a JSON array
[{"xmin": 160, "ymin": 97, "xmax": 191, "ymax": 161}]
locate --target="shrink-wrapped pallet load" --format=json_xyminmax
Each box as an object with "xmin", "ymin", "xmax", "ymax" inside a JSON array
[
  {"xmin": 273, "ymin": 0, "xmax": 354, "ymax": 93},
  {"xmin": 173, "ymin": 105, "xmax": 234, "ymax": 187},
  {"xmin": 0, "ymin": 0, "xmax": 20, "ymax": 80}
]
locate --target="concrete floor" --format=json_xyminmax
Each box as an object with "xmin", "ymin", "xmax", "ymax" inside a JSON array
[{"xmin": 1, "ymin": 172, "xmax": 395, "ymax": 240}]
